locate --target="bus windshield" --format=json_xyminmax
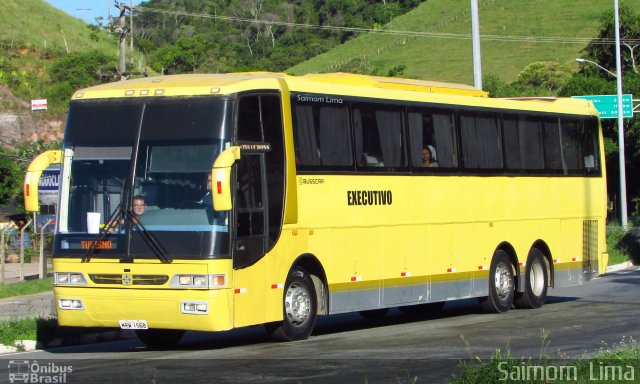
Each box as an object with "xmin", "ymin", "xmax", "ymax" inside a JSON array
[{"xmin": 55, "ymin": 96, "xmax": 232, "ymax": 260}]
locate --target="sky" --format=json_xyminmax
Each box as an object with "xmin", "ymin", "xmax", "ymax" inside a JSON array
[{"xmin": 44, "ymin": 0, "xmax": 143, "ymax": 24}]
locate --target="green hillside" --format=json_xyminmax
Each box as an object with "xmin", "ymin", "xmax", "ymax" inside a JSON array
[
  {"xmin": 0, "ymin": 0, "xmax": 118, "ymax": 56},
  {"xmin": 0, "ymin": 0, "xmax": 146, "ymax": 112},
  {"xmin": 288, "ymin": 0, "xmax": 618, "ymax": 84}
]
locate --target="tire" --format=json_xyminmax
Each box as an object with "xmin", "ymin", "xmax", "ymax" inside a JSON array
[
  {"xmin": 359, "ymin": 308, "xmax": 390, "ymax": 319},
  {"xmin": 399, "ymin": 302, "xmax": 445, "ymax": 314},
  {"xmin": 135, "ymin": 329, "xmax": 185, "ymax": 348},
  {"xmin": 269, "ymin": 267, "xmax": 318, "ymax": 341},
  {"xmin": 480, "ymin": 250, "xmax": 515, "ymax": 313},
  {"xmin": 515, "ymin": 249, "xmax": 548, "ymax": 309}
]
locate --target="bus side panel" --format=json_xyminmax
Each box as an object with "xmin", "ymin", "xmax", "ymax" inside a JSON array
[{"xmin": 326, "ymin": 227, "xmax": 384, "ymax": 313}]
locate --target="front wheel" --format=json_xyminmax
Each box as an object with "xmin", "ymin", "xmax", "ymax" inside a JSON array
[
  {"xmin": 480, "ymin": 250, "xmax": 515, "ymax": 313},
  {"xmin": 268, "ymin": 267, "xmax": 318, "ymax": 341},
  {"xmin": 515, "ymin": 249, "xmax": 548, "ymax": 309}
]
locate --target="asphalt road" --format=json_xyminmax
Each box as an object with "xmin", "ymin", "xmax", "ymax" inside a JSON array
[{"xmin": 1, "ymin": 266, "xmax": 639, "ymax": 384}]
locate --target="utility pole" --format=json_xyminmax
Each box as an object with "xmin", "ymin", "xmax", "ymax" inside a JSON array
[
  {"xmin": 115, "ymin": 1, "xmax": 131, "ymax": 81},
  {"xmin": 130, "ymin": 0, "xmax": 134, "ymax": 66},
  {"xmin": 470, "ymin": 0, "xmax": 482, "ymax": 89},
  {"xmin": 614, "ymin": 0, "xmax": 628, "ymax": 229}
]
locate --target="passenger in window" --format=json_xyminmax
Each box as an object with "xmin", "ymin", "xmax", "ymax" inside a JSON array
[
  {"xmin": 422, "ymin": 145, "xmax": 439, "ymax": 167},
  {"xmin": 131, "ymin": 195, "xmax": 146, "ymax": 223}
]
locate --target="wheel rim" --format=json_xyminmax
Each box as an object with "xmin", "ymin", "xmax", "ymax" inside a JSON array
[
  {"xmin": 494, "ymin": 261, "xmax": 513, "ymax": 299},
  {"xmin": 529, "ymin": 260, "xmax": 545, "ymax": 297},
  {"xmin": 284, "ymin": 282, "xmax": 311, "ymax": 325}
]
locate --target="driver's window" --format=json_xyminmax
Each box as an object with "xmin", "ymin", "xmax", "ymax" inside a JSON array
[{"xmin": 131, "ymin": 143, "xmax": 226, "ymax": 231}]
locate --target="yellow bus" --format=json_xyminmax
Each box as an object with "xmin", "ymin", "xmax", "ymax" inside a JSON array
[{"xmin": 24, "ymin": 72, "xmax": 607, "ymax": 347}]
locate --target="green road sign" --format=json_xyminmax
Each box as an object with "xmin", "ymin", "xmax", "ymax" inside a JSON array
[{"xmin": 572, "ymin": 94, "xmax": 633, "ymax": 119}]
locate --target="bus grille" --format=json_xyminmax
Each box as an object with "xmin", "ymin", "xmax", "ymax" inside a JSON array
[
  {"xmin": 89, "ymin": 274, "xmax": 169, "ymax": 286},
  {"xmin": 583, "ymin": 220, "xmax": 598, "ymax": 269}
]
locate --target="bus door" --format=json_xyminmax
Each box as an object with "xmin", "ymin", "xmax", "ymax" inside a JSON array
[{"xmin": 233, "ymin": 93, "xmax": 286, "ymax": 327}]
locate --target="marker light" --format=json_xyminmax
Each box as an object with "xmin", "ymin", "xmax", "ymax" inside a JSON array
[{"xmin": 170, "ymin": 274, "xmax": 226, "ymax": 289}]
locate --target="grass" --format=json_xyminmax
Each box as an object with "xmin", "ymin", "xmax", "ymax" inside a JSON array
[
  {"xmin": 607, "ymin": 226, "xmax": 631, "ymax": 266},
  {"xmin": 0, "ymin": 318, "xmax": 38, "ymax": 347},
  {"xmin": 288, "ymin": 0, "xmax": 612, "ymax": 84},
  {"xmin": 0, "ymin": 277, "xmax": 52, "ymax": 299}
]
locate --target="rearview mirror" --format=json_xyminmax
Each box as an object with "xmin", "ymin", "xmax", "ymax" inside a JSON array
[
  {"xmin": 24, "ymin": 150, "xmax": 63, "ymax": 213},
  {"xmin": 211, "ymin": 146, "xmax": 241, "ymax": 211}
]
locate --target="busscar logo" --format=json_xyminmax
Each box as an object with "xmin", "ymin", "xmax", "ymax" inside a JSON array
[
  {"xmin": 8, "ymin": 360, "xmax": 73, "ymax": 383},
  {"xmin": 298, "ymin": 178, "xmax": 325, "ymax": 185}
]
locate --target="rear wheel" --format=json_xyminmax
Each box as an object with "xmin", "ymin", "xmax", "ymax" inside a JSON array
[
  {"xmin": 515, "ymin": 249, "xmax": 548, "ymax": 309},
  {"xmin": 480, "ymin": 250, "xmax": 515, "ymax": 313},
  {"xmin": 135, "ymin": 329, "xmax": 185, "ymax": 348},
  {"xmin": 268, "ymin": 267, "xmax": 317, "ymax": 341}
]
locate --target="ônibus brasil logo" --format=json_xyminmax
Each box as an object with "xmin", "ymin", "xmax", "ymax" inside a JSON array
[{"xmin": 8, "ymin": 360, "xmax": 73, "ymax": 384}]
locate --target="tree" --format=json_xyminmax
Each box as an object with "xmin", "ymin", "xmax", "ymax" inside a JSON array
[
  {"xmin": 581, "ymin": 2, "xmax": 640, "ymax": 76},
  {"xmin": 517, "ymin": 61, "xmax": 572, "ymax": 92},
  {"xmin": 150, "ymin": 35, "xmax": 211, "ymax": 74},
  {"xmin": 46, "ymin": 50, "xmax": 118, "ymax": 105}
]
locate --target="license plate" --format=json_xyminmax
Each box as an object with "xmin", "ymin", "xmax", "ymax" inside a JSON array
[{"xmin": 119, "ymin": 320, "xmax": 148, "ymax": 330}]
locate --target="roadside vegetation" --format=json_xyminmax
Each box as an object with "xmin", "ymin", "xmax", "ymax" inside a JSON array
[
  {"xmin": 0, "ymin": 277, "xmax": 52, "ymax": 299},
  {"xmin": 0, "ymin": 318, "xmax": 37, "ymax": 347}
]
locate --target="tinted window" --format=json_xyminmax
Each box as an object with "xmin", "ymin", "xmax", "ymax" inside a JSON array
[
  {"xmin": 560, "ymin": 119, "xmax": 582, "ymax": 172},
  {"xmin": 460, "ymin": 112, "xmax": 503, "ymax": 169},
  {"xmin": 292, "ymin": 96, "xmax": 352, "ymax": 167},
  {"xmin": 582, "ymin": 118, "xmax": 600, "ymax": 173},
  {"xmin": 407, "ymin": 109, "xmax": 458, "ymax": 169},
  {"xmin": 353, "ymin": 103, "xmax": 405, "ymax": 169},
  {"xmin": 504, "ymin": 115, "xmax": 545, "ymax": 171},
  {"xmin": 543, "ymin": 118, "xmax": 563, "ymax": 171}
]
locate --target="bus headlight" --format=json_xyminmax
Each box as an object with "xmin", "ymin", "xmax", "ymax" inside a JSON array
[
  {"xmin": 54, "ymin": 272, "xmax": 87, "ymax": 286},
  {"xmin": 59, "ymin": 298, "xmax": 84, "ymax": 310},
  {"xmin": 170, "ymin": 274, "xmax": 226, "ymax": 289}
]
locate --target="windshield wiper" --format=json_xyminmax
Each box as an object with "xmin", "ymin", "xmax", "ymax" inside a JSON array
[
  {"xmin": 122, "ymin": 207, "xmax": 172, "ymax": 264},
  {"xmin": 81, "ymin": 202, "xmax": 172, "ymax": 264}
]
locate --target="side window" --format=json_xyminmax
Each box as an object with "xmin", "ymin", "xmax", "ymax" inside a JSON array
[
  {"xmin": 292, "ymin": 95, "xmax": 352, "ymax": 167},
  {"xmin": 408, "ymin": 109, "xmax": 458, "ymax": 169},
  {"xmin": 353, "ymin": 103, "xmax": 405, "ymax": 169},
  {"xmin": 503, "ymin": 115, "xmax": 545, "ymax": 171},
  {"xmin": 582, "ymin": 118, "xmax": 600, "ymax": 174},
  {"xmin": 560, "ymin": 118, "xmax": 582, "ymax": 172},
  {"xmin": 460, "ymin": 112, "xmax": 503, "ymax": 170}
]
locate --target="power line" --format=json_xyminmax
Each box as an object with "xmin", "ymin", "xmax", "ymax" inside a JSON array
[{"xmin": 134, "ymin": 6, "xmax": 640, "ymax": 46}]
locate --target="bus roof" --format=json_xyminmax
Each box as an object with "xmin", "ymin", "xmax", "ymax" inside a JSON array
[
  {"xmin": 71, "ymin": 72, "xmax": 597, "ymax": 116},
  {"xmin": 73, "ymin": 72, "xmax": 489, "ymax": 99}
]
